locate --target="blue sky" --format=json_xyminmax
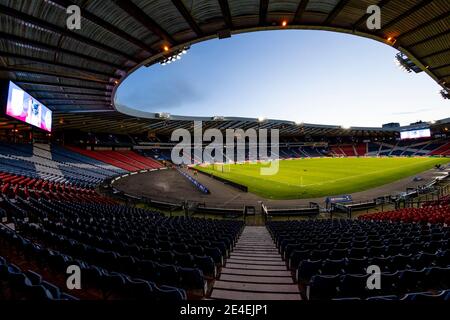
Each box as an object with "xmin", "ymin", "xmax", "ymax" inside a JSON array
[{"xmin": 117, "ymin": 30, "xmax": 448, "ymax": 127}]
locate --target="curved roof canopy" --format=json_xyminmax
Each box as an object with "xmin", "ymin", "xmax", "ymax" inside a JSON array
[{"xmin": 0, "ymin": 0, "xmax": 449, "ymax": 133}]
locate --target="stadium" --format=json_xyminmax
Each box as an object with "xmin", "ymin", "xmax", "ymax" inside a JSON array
[{"xmin": 0, "ymin": 0, "xmax": 449, "ymax": 308}]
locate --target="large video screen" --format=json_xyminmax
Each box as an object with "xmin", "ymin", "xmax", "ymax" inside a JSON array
[
  {"xmin": 6, "ymin": 81, "xmax": 52, "ymax": 132},
  {"xmin": 400, "ymin": 128, "xmax": 431, "ymax": 140}
]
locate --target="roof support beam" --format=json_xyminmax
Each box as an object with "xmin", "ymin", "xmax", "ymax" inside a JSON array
[
  {"xmin": 27, "ymin": 90, "xmax": 111, "ymax": 97},
  {"xmin": 408, "ymin": 29, "xmax": 450, "ymax": 48},
  {"xmin": 421, "ymin": 47, "xmax": 450, "ymax": 60},
  {"xmin": 39, "ymin": 98, "xmax": 111, "ymax": 103},
  {"xmin": 323, "ymin": 0, "xmax": 349, "ymax": 25},
  {"xmin": 431, "ymin": 63, "xmax": 450, "ymax": 72},
  {"xmin": 259, "ymin": 0, "xmax": 270, "ymax": 26},
  {"xmin": 49, "ymin": 0, "xmax": 155, "ymax": 54},
  {"xmin": 171, "ymin": 0, "xmax": 203, "ymax": 36},
  {"xmin": 381, "ymin": 0, "xmax": 433, "ymax": 31},
  {"xmin": 397, "ymin": 11, "xmax": 450, "ymax": 41},
  {"xmin": 0, "ymin": 4, "xmax": 137, "ymax": 63},
  {"xmin": 0, "ymin": 32, "xmax": 124, "ymax": 70},
  {"xmin": 0, "ymin": 66, "xmax": 113, "ymax": 84},
  {"xmin": 217, "ymin": 0, "xmax": 233, "ymax": 29},
  {"xmin": 13, "ymin": 80, "xmax": 112, "ymax": 92},
  {"xmin": 113, "ymin": 0, "xmax": 175, "ymax": 45},
  {"xmin": 48, "ymin": 103, "xmax": 111, "ymax": 107},
  {"xmin": 293, "ymin": 0, "xmax": 310, "ymax": 24},
  {"xmin": 0, "ymin": 51, "xmax": 117, "ymax": 79}
]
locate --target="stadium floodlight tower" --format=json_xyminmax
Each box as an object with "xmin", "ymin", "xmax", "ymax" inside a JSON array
[
  {"xmin": 395, "ymin": 53, "xmax": 422, "ymax": 73},
  {"xmin": 155, "ymin": 112, "xmax": 171, "ymax": 119}
]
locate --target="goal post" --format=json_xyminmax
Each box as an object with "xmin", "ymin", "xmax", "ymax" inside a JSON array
[{"xmin": 213, "ymin": 163, "xmax": 231, "ymax": 173}]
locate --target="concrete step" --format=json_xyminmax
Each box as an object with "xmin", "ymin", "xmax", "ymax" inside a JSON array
[
  {"xmin": 219, "ymin": 274, "xmax": 294, "ymax": 284},
  {"xmin": 221, "ymin": 267, "xmax": 292, "ymax": 277},
  {"xmin": 211, "ymin": 289, "xmax": 301, "ymax": 300},
  {"xmin": 229, "ymin": 256, "xmax": 282, "ymax": 262},
  {"xmin": 226, "ymin": 259, "xmax": 285, "ymax": 266},
  {"xmin": 214, "ymin": 281, "xmax": 300, "ymax": 293},
  {"xmin": 226, "ymin": 263, "xmax": 287, "ymax": 271}
]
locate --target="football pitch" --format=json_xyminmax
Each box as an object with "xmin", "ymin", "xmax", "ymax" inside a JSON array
[{"xmin": 195, "ymin": 157, "xmax": 450, "ymax": 200}]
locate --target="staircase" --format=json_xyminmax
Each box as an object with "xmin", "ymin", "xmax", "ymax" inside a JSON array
[{"xmin": 210, "ymin": 226, "xmax": 301, "ymax": 300}]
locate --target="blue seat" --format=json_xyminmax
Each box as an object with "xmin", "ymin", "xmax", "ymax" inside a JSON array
[
  {"xmin": 366, "ymin": 295, "xmax": 398, "ymax": 301},
  {"xmin": 401, "ymin": 291, "xmax": 447, "ymax": 301},
  {"xmin": 178, "ymin": 267, "xmax": 204, "ymax": 291},
  {"xmin": 157, "ymin": 264, "xmax": 179, "ymax": 287},
  {"xmin": 124, "ymin": 278, "xmax": 153, "ymax": 300},
  {"xmin": 297, "ymin": 260, "xmax": 322, "ymax": 282},
  {"xmin": 308, "ymin": 275, "xmax": 340, "ymax": 300},
  {"xmin": 345, "ymin": 257, "xmax": 368, "ymax": 274},
  {"xmin": 390, "ymin": 254, "xmax": 413, "ymax": 270},
  {"xmin": 320, "ymin": 259, "xmax": 346, "ymax": 276},
  {"xmin": 194, "ymin": 255, "xmax": 215, "ymax": 277},
  {"xmin": 378, "ymin": 271, "xmax": 399, "ymax": 295},
  {"xmin": 338, "ymin": 274, "xmax": 369, "ymax": 298},
  {"xmin": 424, "ymin": 266, "xmax": 450, "ymax": 290},
  {"xmin": 155, "ymin": 285, "xmax": 186, "ymax": 301},
  {"xmin": 398, "ymin": 269, "xmax": 426, "ymax": 292},
  {"xmin": 289, "ymin": 249, "xmax": 310, "ymax": 270}
]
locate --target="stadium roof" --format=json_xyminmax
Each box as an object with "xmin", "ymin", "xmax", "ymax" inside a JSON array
[{"xmin": 0, "ymin": 0, "xmax": 449, "ymax": 133}]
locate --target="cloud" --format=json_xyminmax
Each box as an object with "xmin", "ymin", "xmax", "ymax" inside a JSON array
[
  {"xmin": 391, "ymin": 108, "xmax": 433, "ymax": 115},
  {"xmin": 120, "ymin": 78, "xmax": 205, "ymax": 113}
]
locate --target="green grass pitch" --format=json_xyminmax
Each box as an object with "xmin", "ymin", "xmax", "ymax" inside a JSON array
[{"xmin": 195, "ymin": 157, "xmax": 450, "ymax": 200}]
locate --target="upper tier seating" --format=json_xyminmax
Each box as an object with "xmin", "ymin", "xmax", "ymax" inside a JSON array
[
  {"xmin": 268, "ymin": 219, "xmax": 449, "ymax": 300},
  {"xmin": 0, "ymin": 143, "xmax": 124, "ymax": 188},
  {"xmin": 65, "ymin": 147, "xmax": 163, "ymax": 172},
  {"xmin": 41, "ymin": 144, "xmax": 126, "ymax": 175}
]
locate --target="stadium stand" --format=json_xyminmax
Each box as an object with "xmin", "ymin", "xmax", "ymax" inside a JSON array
[
  {"xmin": 64, "ymin": 147, "xmax": 162, "ymax": 172},
  {"xmin": 0, "ymin": 252, "xmax": 77, "ymax": 300},
  {"xmin": 268, "ymin": 219, "xmax": 449, "ymax": 300},
  {"xmin": 0, "ymin": 184, "xmax": 244, "ymax": 299},
  {"xmin": 431, "ymin": 143, "xmax": 450, "ymax": 156},
  {"xmin": 0, "ymin": 143, "xmax": 124, "ymax": 188},
  {"xmin": 359, "ymin": 206, "xmax": 450, "ymax": 224}
]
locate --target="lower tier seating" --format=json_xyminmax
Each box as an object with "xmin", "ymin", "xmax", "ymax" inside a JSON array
[
  {"xmin": 268, "ymin": 219, "xmax": 449, "ymax": 300},
  {"xmin": 0, "ymin": 252, "xmax": 77, "ymax": 300},
  {"xmin": 1, "ymin": 197, "xmax": 243, "ymax": 300}
]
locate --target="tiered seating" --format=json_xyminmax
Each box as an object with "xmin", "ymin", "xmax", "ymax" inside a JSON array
[
  {"xmin": 65, "ymin": 147, "xmax": 163, "ymax": 172},
  {"xmin": 2, "ymin": 198, "xmax": 243, "ymax": 300},
  {"xmin": 331, "ymin": 145, "xmax": 355, "ymax": 156},
  {"xmin": 354, "ymin": 143, "xmax": 367, "ymax": 156},
  {"xmin": 0, "ymin": 143, "xmax": 123, "ymax": 188},
  {"xmin": 268, "ymin": 220, "xmax": 449, "ymax": 300},
  {"xmin": 422, "ymin": 196, "xmax": 450, "ymax": 208},
  {"xmin": 140, "ymin": 149, "xmax": 171, "ymax": 161},
  {"xmin": 302, "ymin": 146, "xmax": 326, "ymax": 157},
  {"xmin": 38, "ymin": 144, "xmax": 126, "ymax": 176},
  {"xmin": 116, "ymin": 151, "xmax": 163, "ymax": 169},
  {"xmin": 65, "ymin": 147, "xmax": 139, "ymax": 171},
  {"xmin": 340, "ymin": 145, "xmax": 356, "ymax": 157},
  {"xmin": 359, "ymin": 206, "xmax": 450, "ymax": 224},
  {"xmin": 331, "ymin": 146, "xmax": 345, "ymax": 156},
  {"xmin": 430, "ymin": 143, "xmax": 450, "ymax": 156},
  {"xmin": 0, "ymin": 172, "xmax": 115, "ymax": 204},
  {"xmin": 0, "ymin": 252, "xmax": 77, "ymax": 300}
]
